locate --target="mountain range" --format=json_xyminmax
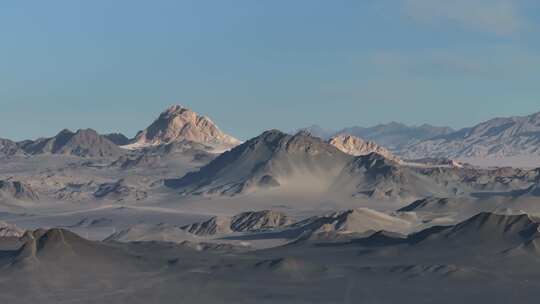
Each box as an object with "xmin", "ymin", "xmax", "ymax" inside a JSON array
[
  {"xmin": 327, "ymin": 133, "xmax": 401, "ymax": 162},
  {"xmin": 164, "ymin": 128, "xmax": 540, "ymax": 202},
  {"xmin": 401, "ymin": 111, "xmax": 540, "ymax": 162},
  {"xmin": 3, "ymin": 104, "xmax": 540, "ymax": 303},
  {"xmin": 164, "ymin": 129, "xmax": 353, "ymax": 196},
  {"xmin": 0, "ymin": 105, "xmax": 240, "ymax": 159},
  {"xmin": 3, "ymin": 105, "xmax": 540, "ymax": 168},
  {"xmin": 300, "ymin": 111, "xmax": 540, "ymax": 167},
  {"xmin": 299, "ymin": 122, "xmax": 455, "ymax": 151}
]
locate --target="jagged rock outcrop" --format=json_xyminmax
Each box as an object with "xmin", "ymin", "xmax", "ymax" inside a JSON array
[
  {"xmin": 289, "ymin": 208, "xmax": 412, "ymax": 236},
  {"xmin": 182, "ymin": 210, "xmax": 293, "ymax": 236},
  {"xmin": 93, "ymin": 179, "xmax": 148, "ymax": 202},
  {"xmin": 231, "ymin": 210, "xmax": 292, "ymax": 232},
  {"xmin": 20, "ymin": 128, "xmax": 124, "ymax": 158},
  {"xmin": 181, "ymin": 216, "xmax": 233, "ymax": 236},
  {"xmin": 0, "ymin": 180, "xmax": 39, "ymax": 201},
  {"xmin": 0, "ymin": 138, "xmax": 24, "ymax": 157},
  {"xmin": 328, "ymin": 134, "xmax": 402, "ymax": 163},
  {"xmin": 0, "ymin": 221, "xmax": 25, "ymax": 237},
  {"xmin": 129, "ymin": 105, "xmax": 240, "ymax": 150}
]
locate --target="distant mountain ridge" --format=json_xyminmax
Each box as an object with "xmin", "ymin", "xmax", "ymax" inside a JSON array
[
  {"xmin": 327, "ymin": 134, "xmax": 402, "ymax": 163},
  {"xmin": 166, "ymin": 129, "xmax": 540, "ymax": 201},
  {"xmin": 0, "ymin": 138, "xmax": 24, "ymax": 157},
  {"xmin": 19, "ymin": 128, "xmax": 124, "ymax": 158},
  {"xmin": 3, "ymin": 106, "xmax": 540, "ymax": 167},
  {"xmin": 103, "ymin": 133, "xmax": 131, "ymax": 146},
  {"xmin": 297, "ymin": 122, "xmax": 454, "ymax": 151},
  {"xmin": 401, "ymin": 111, "xmax": 540, "ymax": 163}
]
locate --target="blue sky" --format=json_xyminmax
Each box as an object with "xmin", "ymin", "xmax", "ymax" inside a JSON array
[{"xmin": 1, "ymin": 0, "xmax": 540, "ymax": 140}]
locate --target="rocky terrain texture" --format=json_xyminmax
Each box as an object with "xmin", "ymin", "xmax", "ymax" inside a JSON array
[
  {"xmin": 165, "ymin": 129, "xmax": 353, "ymax": 196},
  {"xmin": 181, "ymin": 210, "xmax": 293, "ymax": 236},
  {"xmin": 288, "ymin": 208, "xmax": 412, "ymax": 236},
  {"xmin": 3, "ymin": 106, "xmax": 540, "ymax": 303},
  {"xmin": 299, "ymin": 122, "xmax": 454, "ymax": 151},
  {"xmin": 129, "ymin": 105, "xmax": 240, "ymax": 150},
  {"xmin": 93, "ymin": 179, "xmax": 148, "ymax": 202},
  {"xmin": 0, "ymin": 138, "xmax": 24, "ymax": 157},
  {"xmin": 0, "ymin": 180, "xmax": 39, "ymax": 202},
  {"xmin": 3, "ymin": 212, "xmax": 540, "ymax": 303},
  {"xmin": 166, "ymin": 130, "xmax": 540, "ymax": 201},
  {"xmin": 401, "ymin": 111, "xmax": 540, "ymax": 161},
  {"xmin": 328, "ymin": 133, "xmax": 402, "ymax": 162},
  {"xmin": 19, "ymin": 128, "xmax": 124, "ymax": 158}
]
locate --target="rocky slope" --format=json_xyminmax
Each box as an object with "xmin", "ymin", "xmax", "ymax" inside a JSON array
[
  {"xmin": 93, "ymin": 179, "xmax": 148, "ymax": 202},
  {"xmin": 401, "ymin": 111, "xmax": 540, "ymax": 161},
  {"xmin": 182, "ymin": 210, "xmax": 292, "ymax": 236},
  {"xmin": 20, "ymin": 128, "xmax": 124, "ymax": 158},
  {"xmin": 298, "ymin": 123, "xmax": 453, "ymax": 150},
  {"xmin": 165, "ymin": 130, "xmax": 540, "ymax": 200},
  {"xmin": 0, "ymin": 180, "xmax": 39, "ymax": 202},
  {"xmin": 408, "ymin": 212, "xmax": 540, "ymax": 249},
  {"xmin": 330, "ymin": 153, "xmax": 453, "ymax": 201},
  {"xmin": 289, "ymin": 208, "xmax": 412, "ymax": 236},
  {"xmin": 129, "ymin": 105, "xmax": 240, "ymax": 151},
  {"xmin": 165, "ymin": 130, "xmax": 353, "ymax": 196},
  {"xmin": 0, "ymin": 138, "xmax": 24, "ymax": 157},
  {"xmin": 111, "ymin": 140, "xmax": 215, "ymax": 170},
  {"xmin": 339, "ymin": 122, "xmax": 454, "ymax": 151},
  {"xmin": 103, "ymin": 133, "xmax": 131, "ymax": 146},
  {"xmin": 328, "ymin": 134, "xmax": 401, "ymax": 162}
]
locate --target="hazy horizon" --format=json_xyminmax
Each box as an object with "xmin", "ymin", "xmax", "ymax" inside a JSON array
[{"xmin": 2, "ymin": 0, "xmax": 540, "ymax": 140}]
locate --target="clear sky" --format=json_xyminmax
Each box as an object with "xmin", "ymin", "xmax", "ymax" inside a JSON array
[{"xmin": 1, "ymin": 0, "xmax": 540, "ymax": 140}]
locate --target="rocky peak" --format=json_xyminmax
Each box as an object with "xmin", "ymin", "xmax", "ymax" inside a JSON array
[
  {"xmin": 20, "ymin": 128, "xmax": 123, "ymax": 158},
  {"xmin": 131, "ymin": 105, "xmax": 240, "ymax": 150},
  {"xmin": 328, "ymin": 134, "xmax": 401, "ymax": 162}
]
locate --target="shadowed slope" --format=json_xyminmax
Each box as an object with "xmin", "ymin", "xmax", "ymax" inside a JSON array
[
  {"xmin": 165, "ymin": 130, "xmax": 353, "ymax": 196},
  {"xmin": 20, "ymin": 129, "xmax": 124, "ymax": 158}
]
